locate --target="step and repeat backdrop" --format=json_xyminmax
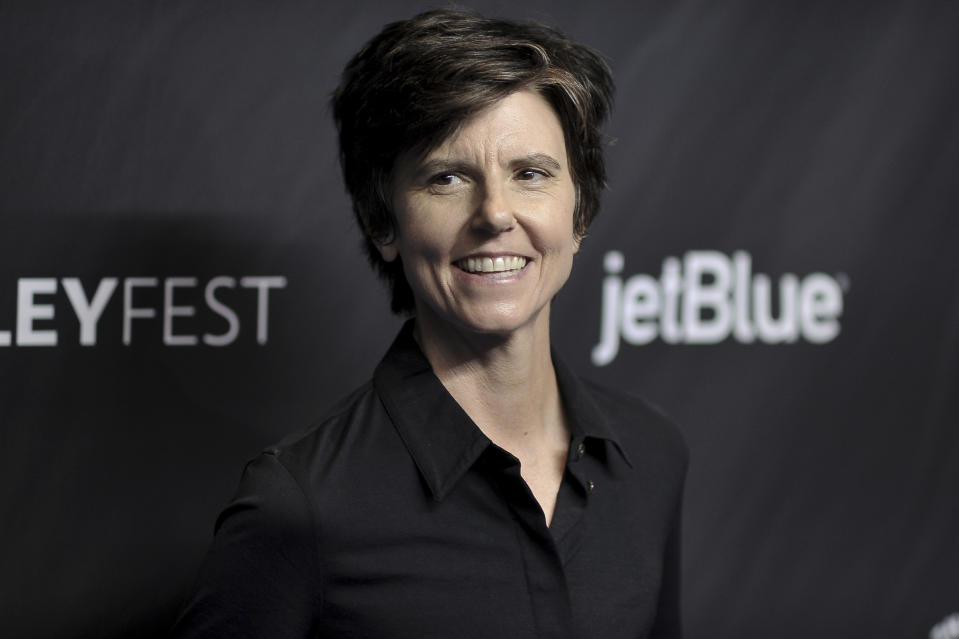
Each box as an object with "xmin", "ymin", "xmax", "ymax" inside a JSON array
[{"xmin": 1, "ymin": 1, "xmax": 956, "ymax": 638}]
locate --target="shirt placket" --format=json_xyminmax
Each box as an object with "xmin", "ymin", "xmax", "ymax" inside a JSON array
[
  {"xmin": 483, "ymin": 446, "xmax": 589, "ymax": 639},
  {"xmin": 549, "ymin": 437, "xmax": 591, "ymax": 561}
]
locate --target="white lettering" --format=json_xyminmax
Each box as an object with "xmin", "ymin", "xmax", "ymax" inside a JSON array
[
  {"xmin": 203, "ymin": 276, "xmax": 239, "ymax": 347},
  {"xmin": 16, "ymin": 278, "xmax": 58, "ymax": 346},
  {"xmin": 0, "ymin": 274, "xmax": 287, "ymax": 348},
  {"xmin": 591, "ymin": 252, "xmax": 624, "ymax": 366},
  {"xmin": 63, "ymin": 278, "xmax": 118, "ymax": 346},
  {"xmin": 240, "ymin": 276, "xmax": 287, "ymax": 345},
  {"xmin": 753, "ymin": 273, "xmax": 799, "ymax": 343},
  {"xmin": 683, "ymin": 251, "xmax": 732, "ymax": 344},
  {"xmin": 123, "ymin": 278, "xmax": 158, "ymax": 345},
  {"xmin": 733, "ymin": 251, "xmax": 755, "ymax": 343},
  {"xmin": 800, "ymin": 274, "xmax": 843, "ymax": 343},
  {"xmin": 660, "ymin": 257, "xmax": 683, "ymax": 344},
  {"xmin": 163, "ymin": 278, "xmax": 198, "ymax": 346},
  {"xmin": 621, "ymin": 274, "xmax": 660, "ymax": 346},
  {"xmin": 592, "ymin": 250, "xmax": 846, "ymax": 365}
]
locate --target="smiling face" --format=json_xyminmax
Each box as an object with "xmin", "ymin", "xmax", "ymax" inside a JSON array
[{"xmin": 381, "ymin": 90, "xmax": 580, "ymax": 340}]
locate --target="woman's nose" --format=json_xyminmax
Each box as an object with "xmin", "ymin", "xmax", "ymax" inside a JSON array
[{"xmin": 472, "ymin": 182, "xmax": 515, "ymax": 234}]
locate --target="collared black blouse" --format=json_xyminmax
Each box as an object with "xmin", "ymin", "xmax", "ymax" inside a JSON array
[{"xmin": 173, "ymin": 322, "xmax": 688, "ymax": 638}]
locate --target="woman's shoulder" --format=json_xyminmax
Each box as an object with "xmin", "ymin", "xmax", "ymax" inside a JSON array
[
  {"xmin": 264, "ymin": 378, "xmax": 399, "ymax": 472},
  {"xmin": 272, "ymin": 380, "xmax": 377, "ymax": 446}
]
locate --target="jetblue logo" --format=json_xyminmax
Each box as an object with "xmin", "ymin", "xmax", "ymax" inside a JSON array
[{"xmin": 592, "ymin": 251, "xmax": 846, "ymax": 366}]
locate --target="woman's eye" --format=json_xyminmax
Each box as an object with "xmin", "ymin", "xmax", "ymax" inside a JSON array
[
  {"xmin": 516, "ymin": 168, "xmax": 548, "ymax": 181},
  {"xmin": 430, "ymin": 173, "xmax": 463, "ymax": 187}
]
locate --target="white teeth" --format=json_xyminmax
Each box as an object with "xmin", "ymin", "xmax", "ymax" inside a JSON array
[{"xmin": 459, "ymin": 256, "xmax": 528, "ymax": 275}]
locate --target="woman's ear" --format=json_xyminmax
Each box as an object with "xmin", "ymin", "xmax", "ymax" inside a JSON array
[
  {"xmin": 359, "ymin": 201, "xmax": 399, "ymax": 262},
  {"xmin": 374, "ymin": 236, "xmax": 399, "ymax": 262},
  {"xmin": 571, "ymin": 188, "xmax": 584, "ymax": 254}
]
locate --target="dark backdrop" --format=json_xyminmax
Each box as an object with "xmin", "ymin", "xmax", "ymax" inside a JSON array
[{"xmin": 1, "ymin": 1, "xmax": 957, "ymax": 637}]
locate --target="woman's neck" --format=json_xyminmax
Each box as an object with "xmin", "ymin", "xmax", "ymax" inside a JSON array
[{"xmin": 412, "ymin": 308, "xmax": 566, "ymax": 454}]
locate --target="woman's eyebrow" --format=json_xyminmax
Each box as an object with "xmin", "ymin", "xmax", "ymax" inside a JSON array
[
  {"xmin": 511, "ymin": 153, "xmax": 563, "ymax": 172},
  {"xmin": 414, "ymin": 152, "xmax": 564, "ymax": 177},
  {"xmin": 414, "ymin": 159, "xmax": 471, "ymax": 177}
]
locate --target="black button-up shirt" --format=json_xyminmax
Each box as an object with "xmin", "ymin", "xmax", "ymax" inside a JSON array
[{"xmin": 173, "ymin": 322, "xmax": 688, "ymax": 638}]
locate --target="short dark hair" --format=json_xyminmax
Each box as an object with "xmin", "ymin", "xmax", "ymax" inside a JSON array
[{"xmin": 332, "ymin": 8, "xmax": 614, "ymax": 314}]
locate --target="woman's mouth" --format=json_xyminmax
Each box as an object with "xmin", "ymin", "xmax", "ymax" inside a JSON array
[{"xmin": 456, "ymin": 256, "xmax": 528, "ymax": 279}]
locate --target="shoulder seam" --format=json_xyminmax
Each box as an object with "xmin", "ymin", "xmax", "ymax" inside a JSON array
[{"xmin": 263, "ymin": 450, "xmax": 326, "ymax": 624}]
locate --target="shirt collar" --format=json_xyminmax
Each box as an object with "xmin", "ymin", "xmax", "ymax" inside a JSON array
[
  {"xmin": 373, "ymin": 320, "xmax": 630, "ymax": 502},
  {"xmin": 550, "ymin": 349, "xmax": 633, "ymax": 468}
]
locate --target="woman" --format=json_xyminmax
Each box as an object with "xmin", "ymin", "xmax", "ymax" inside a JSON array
[{"xmin": 173, "ymin": 9, "xmax": 687, "ymax": 638}]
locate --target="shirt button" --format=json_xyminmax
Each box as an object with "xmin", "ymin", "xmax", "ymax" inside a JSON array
[
  {"xmin": 586, "ymin": 479, "xmax": 595, "ymax": 493},
  {"xmin": 576, "ymin": 442, "xmax": 586, "ymax": 458}
]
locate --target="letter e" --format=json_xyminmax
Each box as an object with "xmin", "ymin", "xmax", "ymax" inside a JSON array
[
  {"xmin": 123, "ymin": 278, "xmax": 158, "ymax": 345},
  {"xmin": 16, "ymin": 278, "xmax": 58, "ymax": 346},
  {"xmin": 800, "ymin": 274, "xmax": 843, "ymax": 343},
  {"xmin": 163, "ymin": 277, "xmax": 198, "ymax": 346},
  {"xmin": 621, "ymin": 274, "xmax": 660, "ymax": 345}
]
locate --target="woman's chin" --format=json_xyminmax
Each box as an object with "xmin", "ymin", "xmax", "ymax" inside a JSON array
[{"xmin": 419, "ymin": 304, "xmax": 550, "ymax": 342}]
